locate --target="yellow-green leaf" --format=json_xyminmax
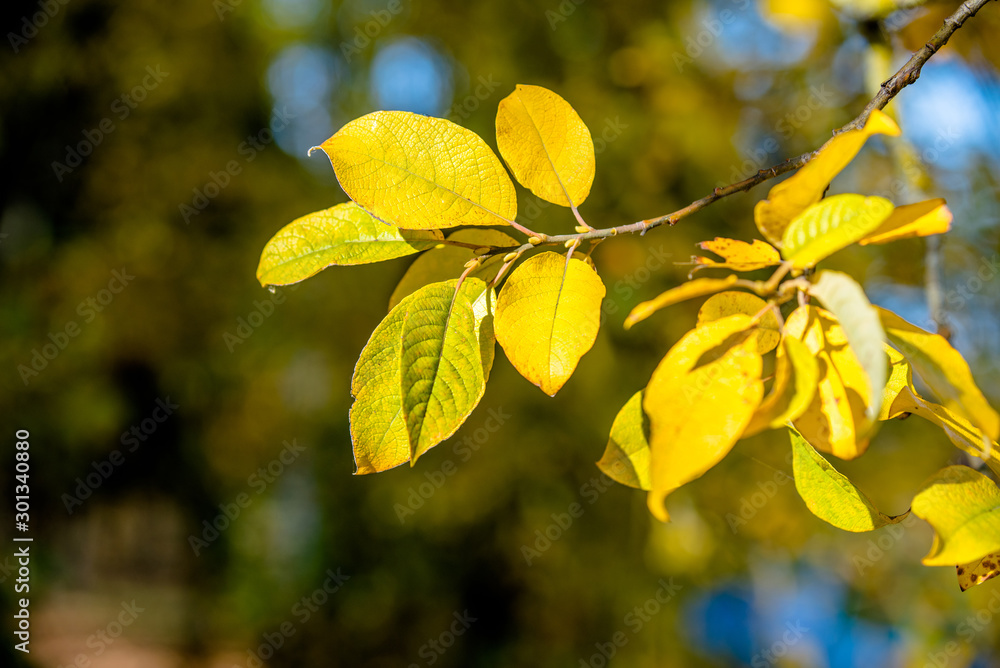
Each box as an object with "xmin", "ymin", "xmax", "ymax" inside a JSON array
[
  {"xmin": 744, "ymin": 336, "xmax": 818, "ymax": 437},
  {"xmin": 858, "ymin": 198, "xmax": 952, "ymax": 245},
  {"xmin": 697, "ymin": 291, "xmax": 780, "ymax": 354},
  {"xmin": 781, "ymin": 194, "xmax": 895, "ymax": 269},
  {"xmin": 693, "ymin": 237, "xmax": 781, "ymax": 272},
  {"xmin": 807, "ymin": 271, "xmax": 886, "ymax": 419},
  {"xmin": 878, "ymin": 307, "xmax": 1000, "ymax": 440},
  {"xmin": 912, "ymin": 466, "xmax": 1000, "ymax": 566},
  {"xmin": 313, "ymin": 111, "xmax": 517, "ymax": 229},
  {"xmin": 495, "ymin": 252, "xmax": 605, "ymax": 396},
  {"xmin": 754, "ymin": 110, "xmax": 900, "ymax": 244},
  {"xmin": 400, "ymin": 278, "xmax": 496, "ymax": 462},
  {"xmin": 644, "ymin": 318, "xmax": 764, "ymax": 521},
  {"xmin": 495, "ymin": 84, "xmax": 595, "ymax": 208},
  {"xmin": 878, "ymin": 345, "xmax": 913, "ymax": 421},
  {"xmin": 624, "ymin": 275, "xmax": 739, "ymax": 330},
  {"xmin": 598, "ymin": 391, "xmax": 651, "ymax": 490},
  {"xmin": 786, "ymin": 305, "xmax": 873, "ymax": 460},
  {"xmin": 257, "ymin": 203, "xmax": 444, "ymax": 287},
  {"xmin": 958, "ymin": 553, "xmax": 1000, "ymax": 591},
  {"xmin": 388, "ymin": 229, "xmax": 519, "ymax": 310},
  {"xmin": 790, "ymin": 427, "xmax": 907, "ymax": 532}
]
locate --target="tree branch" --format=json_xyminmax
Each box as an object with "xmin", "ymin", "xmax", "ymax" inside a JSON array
[{"xmin": 519, "ymin": 0, "xmax": 994, "ymax": 251}]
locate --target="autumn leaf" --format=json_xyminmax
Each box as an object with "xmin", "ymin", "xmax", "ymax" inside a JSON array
[
  {"xmin": 858, "ymin": 198, "xmax": 952, "ymax": 245},
  {"xmin": 624, "ymin": 276, "xmax": 739, "ymax": 330},
  {"xmin": 957, "ymin": 553, "xmax": 1000, "ymax": 591},
  {"xmin": 696, "ymin": 291, "xmax": 780, "ymax": 354},
  {"xmin": 313, "ymin": 111, "xmax": 517, "ymax": 229},
  {"xmin": 781, "ymin": 194, "xmax": 894, "ymax": 269},
  {"xmin": 692, "ymin": 237, "xmax": 781, "ymax": 273},
  {"xmin": 257, "ymin": 202, "xmax": 444, "ymax": 287},
  {"xmin": 598, "ymin": 391, "xmax": 651, "ymax": 490},
  {"xmin": 912, "ymin": 466, "xmax": 1000, "ymax": 567},
  {"xmin": 494, "ymin": 252, "xmax": 606, "ymax": 396},
  {"xmin": 744, "ymin": 336, "xmax": 818, "ymax": 437},
  {"xmin": 496, "ymin": 84, "xmax": 595, "ymax": 208}
]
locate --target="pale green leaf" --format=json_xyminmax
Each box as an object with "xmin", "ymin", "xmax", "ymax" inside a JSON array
[{"xmin": 781, "ymin": 194, "xmax": 894, "ymax": 269}]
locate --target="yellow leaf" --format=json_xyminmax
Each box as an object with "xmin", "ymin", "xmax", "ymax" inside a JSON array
[
  {"xmin": 644, "ymin": 317, "xmax": 764, "ymax": 521},
  {"xmin": 744, "ymin": 336, "xmax": 819, "ymax": 437},
  {"xmin": 858, "ymin": 198, "xmax": 952, "ymax": 245},
  {"xmin": 958, "ymin": 553, "xmax": 1000, "ymax": 591},
  {"xmin": 697, "ymin": 291, "xmax": 780, "ymax": 354},
  {"xmin": 496, "ymin": 84, "xmax": 595, "ymax": 208},
  {"xmin": 313, "ymin": 111, "xmax": 517, "ymax": 229},
  {"xmin": 781, "ymin": 194, "xmax": 894, "ymax": 269},
  {"xmin": 754, "ymin": 110, "xmax": 900, "ymax": 244},
  {"xmin": 494, "ymin": 252, "xmax": 606, "ymax": 396},
  {"xmin": 786, "ymin": 306, "xmax": 873, "ymax": 460},
  {"xmin": 624, "ymin": 275, "xmax": 739, "ymax": 330},
  {"xmin": 598, "ymin": 391, "xmax": 651, "ymax": 490},
  {"xmin": 878, "ymin": 307, "xmax": 1000, "ymax": 440},
  {"xmin": 912, "ymin": 465, "xmax": 1000, "ymax": 567},
  {"xmin": 878, "ymin": 345, "xmax": 913, "ymax": 421},
  {"xmin": 693, "ymin": 237, "xmax": 781, "ymax": 272},
  {"xmin": 885, "ymin": 387, "xmax": 997, "ymax": 462}
]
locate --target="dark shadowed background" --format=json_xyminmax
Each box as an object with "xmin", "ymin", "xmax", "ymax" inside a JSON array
[{"xmin": 2, "ymin": 0, "xmax": 1000, "ymax": 666}]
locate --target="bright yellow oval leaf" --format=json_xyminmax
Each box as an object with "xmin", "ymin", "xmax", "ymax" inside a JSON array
[
  {"xmin": 697, "ymin": 291, "xmax": 780, "ymax": 354},
  {"xmin": 496, "ymin": 84, "xmax": 595, "ymax": 208},
  {"xmin": 858, "ymin": 198, "xmax": 952, "ymax": 245},
  {"xmin": 624, "ymin": 275, "xmax": 739, "ymax": 330},
  {"xmin": 388, "ymin": 229, "xmax": 519, "ymax": 310},
  {"xmin": 786, "ymin": 305, "xmax": 873, "ymax": 460},
  {"xmin": 877, "ymin": 307, "xmax": 1000, "ymax": 440},
  {"xmin": 912, "ymin": 466, "xmax": 1000, "ymax": 566},
  {"xmin": 744, "ymin": 336, "xmax": 818, "ymax": 437},
  {"xmin": 313, "ymin": 111, "xmax": 517, "ymax": 229},
  {"xmin": 257, "ymin": 203, "xmax": 444, "ymax": 287},
  {"xmin": 495, "ymin": 252, "xmax": 606, "ymax": 396},
  {"xmin": 781, "ymin": 194, "xmax": 894, "ymax": 268},
  {"xmin": 598, "ymin": 391, "xmax": 651, "ymax": 490},
  {"xmin": 694, "ymin": 237, "xmax": 781, "ymax": 272},
  {"xmin": 755, "ymin": 109, "xmax": 900, "ymax": 244}
]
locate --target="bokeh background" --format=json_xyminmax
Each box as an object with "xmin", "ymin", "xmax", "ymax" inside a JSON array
[{"xmin": 2, "ymin": 0, "xmax": 1000, "ymax": 666}]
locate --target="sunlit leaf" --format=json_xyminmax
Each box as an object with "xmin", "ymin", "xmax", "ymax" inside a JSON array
[
  {"xmin": 624, "ymin": 275, "xmax": 739, "ymax": 330},
  {"xmin": 878, "ymin": 345, "xmax": 913, "ymax": 421},
  {"xmin": 697, "ymin": 291, "xmax": 780, "ymax": 354},
  {"xmin": 807, "ymin": 271, "xmax": 887, "ymax": 419},
  {"xmin": 257, "ymin": 203, "xmax": 444, "ymax": 287},
  {"xmin": 495, "ymin": 84, "xmax": 595, "ymax": 207},
  {"xmin": 313, "ymin": 111, "xmax": 517, "ymax": 229},
  {"xmin": 878, "ymin": 307, "xmax": 1000, "ymax": 440},
  {"xmin": 389, "ymin": 229, "xmax": 520, "ymax": 310},
  {"xmin": 786, "ymin": 305, "xmax": 874, "ymax": 460},
  {"xmin": 598, "ymin": 391, "xmax": 651, "ymax": 490},
  {"xmin": 495, "ymin": 252, "xmax": 606, "ymax": 396},
  {"xmin": 644, "ymin": 317, "xmax": 764, "ymax": 521},
  {"xmin": 399, "ymin": 278, "xmax": 496, "ymax": 462},
  {"xmin": 884, "ymin": 386, "xmax": 997, "ymax": 462},
  {"xmin": 781, "ymin": 194, "xmax": 894, "ymax": 269},
  {"xmin": 744, "ymin": 336, "xmax": 818, "ymax": 437},
  {"xmin": 958, "ymin": 553, "xmax": 1000, "ymax": 591},
  {"xmin": 692, "ymin": 237, "xmax": 781, "ymax": 273},
  {"xmin": 912, "ymin": 466, "xmax": 1000, "ymax": 566},
  {"xmin": 755, "ymin": 109, "xmax": 900, "ymax": 244},
  {"xmin": 790, "ymin": 427, "xmax": 906, "ymax": 531},
  {"xmin": 858, "ymin": 198, "xmax": 952, "ymax": 245}
]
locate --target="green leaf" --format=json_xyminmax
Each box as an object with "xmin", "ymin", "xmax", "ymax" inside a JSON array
[
  {"xmin": 624, "ymin": 276, "xmax": 739, "ymax": 330},
  {"xmin": 912, "ymin": 466, "xmax": 1000, "ymax": 566},
  {"xmin": 494, "ymin": 251, "xmax": 606, "ymax": 396},
  {"xmin": 257, "ymin": 203, "xmax": 444, "ymax": 287},
  {"xmin": 790, "ymin": 427, "xmax": 907, "ymax": 532},
  {"xmin": 389, "ymin": 229, "xmax": 519, "ymax": 310},
  {"xmin": 807, "ymin": 270, "xmax": 887, "ymax": 420},
  {"xmin": 597, "ymin": 391, "xmax": 651, "ymax": 490},
  {"xmin": 312, "ymin": 111, "xmax": 517, "ymax": 229},
  {"xmin": 400, "ymin": 278, "xmax": 496, "ymax": 462},
  {"xmin": 878, "ymin": 307, "xmax": 1000, "ymax": 441},
  {"xmin": 781, "ymin": 194, "xmax": 894, "ymax": 269}
]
